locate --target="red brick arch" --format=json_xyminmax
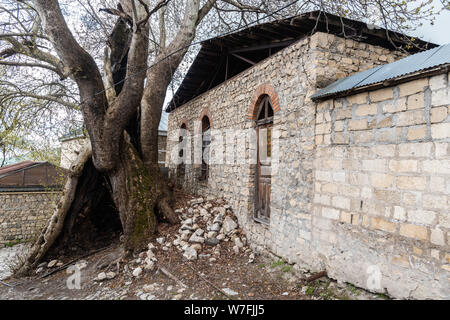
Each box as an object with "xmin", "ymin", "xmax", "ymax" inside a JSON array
[
  {"xmin": 198, "ymin": 107, "xmax": 213, "ymax": 129},
  {"xmin": 179, "ymin": 119, "xmax": 189, "ymax": 130},
  {"xmin": 248, "ymin": 83, "xmax": 280, "ymax": 120}
]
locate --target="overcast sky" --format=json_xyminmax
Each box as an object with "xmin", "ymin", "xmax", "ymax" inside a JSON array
[{"xmin": 411, "ymin": 2, "xmax": 450, "ymax": 45}]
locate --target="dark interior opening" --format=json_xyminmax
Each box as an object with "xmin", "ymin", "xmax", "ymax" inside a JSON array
[{"xmin": 45, "ymin": 159, "xmax": 122, "ymax": 260}]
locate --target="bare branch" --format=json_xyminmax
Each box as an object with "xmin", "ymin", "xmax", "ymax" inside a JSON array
[
  {"xmin": 136, "ymin": 0, "xmax": 171, "ymax": 28},
  {"xmin": 0, "ymin": 60, "xmax": 60, "ymax": 74}
]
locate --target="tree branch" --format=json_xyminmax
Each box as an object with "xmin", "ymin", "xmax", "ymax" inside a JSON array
[
  {"xmin": 4, "ymin": 91, "xmax": 79, "ymax": 109},
  {"xmin": 33, "ymin": 0, "xmax": 111, "ymax": 171},
  {"xmin": 0, "ymin": 60, "xmax": 60, "ymax": 74},
  {"xmin": 0, "ymin": 35, "xmax": 70, "ymax": 79}
]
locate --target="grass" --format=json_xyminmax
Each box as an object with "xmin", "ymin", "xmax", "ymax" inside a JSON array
[
  {"xmin": 281, "ymin": 265, "xmax": 292, "ymax": 273},
  {"xmin": 320, "ymin": 290, "xmax": 334, "ymax": 300},
  {"xmin": 377, "ymin": 292, "xmax": 390, "ymax": 300},
  {"xmin": 270, "ymin": 260, "xmax": 285, "ymax": 268},
  {"xmin": 302, "ymin": 279, "xmax": 353, "ymax": 300},
  {"xmin": 305, "ymin": 285, "xmax": 316, "ymax": 296},
  {"xmin": 4, "ymin": 239, "xmax": 23, "ymax": 247},
  {"xmin": 270, "ymin": 259, "xmax": 293, "ymax": 273},
  {"xmin": 347, "ymin": 283, "xmax": 361, "ymax": 296}
]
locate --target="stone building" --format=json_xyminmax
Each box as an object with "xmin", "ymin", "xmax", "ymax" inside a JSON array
[
  {"xmin": 0, "ymin": 161, "xmax": 66, "ymax": 246},
  {"xmin": 165, "ymin": 11, "xmax": 449, "ymax": 299}
]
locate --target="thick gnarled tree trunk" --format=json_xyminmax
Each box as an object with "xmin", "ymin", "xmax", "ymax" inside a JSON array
[
  {"xmin": 17, "ymin": 0, "xmax": 215, "ymax": 275},
  {"xmin": 109, "ymin": 134, "xmax": 177, "ymax": 254}
]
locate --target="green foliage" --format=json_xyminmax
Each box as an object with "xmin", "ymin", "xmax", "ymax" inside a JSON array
[
  {"xmin": 270, "ymin": 259, "xmax": 285, "ymax": 268},
  {"xmin": 347, "ymin": 283, "xmax": 361, "ymax": 296},
  {"xmin": 305, "ymin": 285, "xmax": 316, "ymax": 296},
  {"xmin": 377, "ymin": 292, "xmax": 390, "ymax": 300},
  {"xmin": 281, "ymin": 265, "xmax": 293, "ymax": 273},
  {"xmin": 4, "ymin": 239, "xmax": 22, "ymax": 247}
]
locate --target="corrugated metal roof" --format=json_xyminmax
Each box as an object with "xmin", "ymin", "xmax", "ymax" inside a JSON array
[
  {"xmin": 311, "ymin": 43, "xmax": 450, "ymax": 100},
  {"xmin": 0, "ymin": 161, "xmax": 40, "ymax": 177},
  {"xmin": 168, "ymin": 10, "xmax": 435, "ymax": 112}
]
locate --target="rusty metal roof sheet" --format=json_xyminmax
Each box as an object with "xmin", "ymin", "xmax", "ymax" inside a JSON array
[
  {"xmin": 311, "ymin": 43, "xmax": 450, "ymax": 100},
  {"xmin": 0, "ymin": 160, "xmax": 40, "ymax": 177}
]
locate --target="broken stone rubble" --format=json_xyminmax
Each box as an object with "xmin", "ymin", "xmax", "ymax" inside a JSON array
[
  {"xmin": 87, "ymin": 196, "xmax": 255, "ymax": 285},
  {"xmin": 143, "ymin": 196, "xmax": 254, "ymax": 265}
]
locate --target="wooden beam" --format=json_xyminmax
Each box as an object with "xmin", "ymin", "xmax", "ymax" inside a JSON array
[
  {"xmin": 230, "ymin": 39, "xmax": 296, "ymax": 53},
  {"xmin": 231, "ymin": 53, "xmax": 256, "ymax": 66}
]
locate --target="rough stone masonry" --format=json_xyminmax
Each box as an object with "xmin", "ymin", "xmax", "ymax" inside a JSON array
[
  {"xmin": 0, "ymin": 192, "xmax": 59, "ymax": 246},
  {"xmin": 166, "ymin": 32, "xmax": 450, "ymax": 299}
]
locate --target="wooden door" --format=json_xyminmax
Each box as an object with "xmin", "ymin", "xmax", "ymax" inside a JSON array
[{"xmin": 254, "ymin": 95, "xmax": 273, "ymax": 224}]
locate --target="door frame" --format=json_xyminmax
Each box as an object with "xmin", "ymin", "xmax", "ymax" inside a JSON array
[{"xmin": 253, "ymin": 95, "xmax": 273, "ymax": 225}]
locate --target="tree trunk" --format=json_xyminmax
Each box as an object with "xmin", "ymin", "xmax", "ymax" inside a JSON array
[
  {"xmin": 16, "ymin": 0, "xmax": 214, "ymax": 275},
  {"xmin": 16, "ymin": 143, "xmax": 93, "ymax": 275},
  {"xmin": 108, "ymin": 135, "xmax": 159, "ymax": 255},
  {"xmin": 17, "ymin": 134, "xmax": 176, "ymax": 274}
]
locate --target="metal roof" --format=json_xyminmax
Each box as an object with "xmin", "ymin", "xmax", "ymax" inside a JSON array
[
  {"xmin": 0, "ymin": 160, "xmax": 40, "ymax": 177},
  {"xmin": 311, "ymin": 43, "xmax": 450, "ymax": 100},
  {"xmin": 167, "ymin": 10, "xmax": 435, "ymax": 112},
  {"xmin": 0, "ymin": 161, "xmax": 67, "ymax": 189}
]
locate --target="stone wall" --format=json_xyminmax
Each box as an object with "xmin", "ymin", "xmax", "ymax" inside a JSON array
[
  {"xmin": 165, "ymin": 31, "xmax": 450, "ymax": 299},
  {"xmin": 0, "ymin": 191, "xmax": 59, "ymax": 246},
  {"xmin": 158, "ymin": 133, "xmax": 167, "ymax": 166},
  {"xmin": 60, "ymin": 137, "xmax": 86, "ymax": 170},
  {"xmin": 313, "ymin": 74, "xmax": 450, "ymax": 299}
]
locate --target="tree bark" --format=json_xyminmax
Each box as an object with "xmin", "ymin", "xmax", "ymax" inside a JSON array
[
  {"xmin": 108, "ymin": 135, "xmax": 159, "ymax": 254},
  {"xmin": 16, "ymin": 143, "xmax": 93, "ymax": 275},
  {"xmin": 16, "ymin": 0, "xmax": 215, "ymax": 274}
]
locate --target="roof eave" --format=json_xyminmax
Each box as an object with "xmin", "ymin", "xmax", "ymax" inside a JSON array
[{"xmin": 311, "ymin": 63, "xmax": 450, "ymax": 102}]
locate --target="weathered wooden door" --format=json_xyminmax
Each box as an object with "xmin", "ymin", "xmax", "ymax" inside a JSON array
[{"xmin": 255, "ymin": 95, "xmax": 273, "ymax": 224}]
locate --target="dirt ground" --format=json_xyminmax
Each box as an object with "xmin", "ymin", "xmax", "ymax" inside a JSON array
[
  {"xmin": 0, "ymin": 239, "xmax": 389, "ymax": 300},
  {"xmin": 0, "ymin": 190, "xmax": 388, "ymax": 301}
]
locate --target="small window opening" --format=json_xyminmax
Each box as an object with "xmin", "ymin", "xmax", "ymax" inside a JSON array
[
  {"xmin": 200, "ymin": 116, "xmax": 211, "ymax": 181},
  {"xmin": 177, "ymin": 123, "xmax": 187, "ymax": 178}
]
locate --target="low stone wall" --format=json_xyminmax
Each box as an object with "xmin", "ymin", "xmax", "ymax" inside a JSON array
[
  {"xmin": 0, "ymin": 191, "xmax": 58, "ymax": 246},
  {"xmin": 60, "ymin": 137, "xmax": 86, "ymax": 170}
]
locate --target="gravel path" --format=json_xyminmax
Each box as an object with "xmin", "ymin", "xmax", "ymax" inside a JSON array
[{"xmin": 0, "ymin": 244, "xmax": 28, "ymax": 280}]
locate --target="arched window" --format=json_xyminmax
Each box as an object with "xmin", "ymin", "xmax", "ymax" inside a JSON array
[
  {"xmin": 256, "ymin": 95, "xmax": 274, "ymax": 124},
  {"xmin": 200, "ymin": 115, "xmax": 211, "ymax": 181},
  {"xmin": 254, "ymin": 95, "xmax": 273, "ymax": 224},
  {"xmin": 177, "ymin": 123, "xmax": 187, "ymax": 178}
]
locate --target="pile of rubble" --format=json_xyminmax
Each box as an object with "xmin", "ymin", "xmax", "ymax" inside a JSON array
[
  {"xmin": 35, "ymin": 196, "xmax": 255, "ymax": 286},
  {"xmin": 131, "ymin": 196, "xmax": 255, "ymax": 276}
]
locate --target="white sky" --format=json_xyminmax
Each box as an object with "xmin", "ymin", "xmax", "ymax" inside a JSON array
[{"xmin": 411, "ymin": 1, "xmax": 450, "ymax": 45}]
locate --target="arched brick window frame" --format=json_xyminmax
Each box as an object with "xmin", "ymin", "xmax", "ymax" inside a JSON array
[
  {"xmin": 248, "ymin": 83, "xmax": 280, "ymax": 120},
  {"xmin": 177, "ymin": 119, "xmax": 189, "ymax": 179},
  {"xmin": 198, "ymin": 108, "xmax": 212, "ymax": 181},
  {"xmin": 179, "ymin": 119, "xmax": 189, "ymax": 131},
  {"xmin": 198, "ymin": 108, "xmax": 213, "ymax": 130}
]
